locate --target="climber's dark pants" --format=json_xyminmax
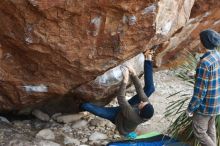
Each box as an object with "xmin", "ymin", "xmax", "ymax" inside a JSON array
[{"xmin": 81, "ymin": 60, "xmax": 155, "ymax": 123}]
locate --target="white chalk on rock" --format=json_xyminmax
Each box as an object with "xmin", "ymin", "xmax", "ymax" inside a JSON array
[
  {"xmin": 142, "ymin": 4, "xmax": 157, "ymax": 14},
  {"xmin": 95, "ymin": 53, "xmax": 144, "ymax": 86},
  {"xmin": 23, "ymin": 84, "xmax": 48, "ymax": 93},
  {"xmin": 128, "ymin": 15, "xmax": 137, "ymax": 26}
]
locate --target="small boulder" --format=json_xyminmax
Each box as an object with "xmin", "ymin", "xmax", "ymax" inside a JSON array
[
  {"xmin": 0, "ymin": 116, "xmax": 10, "ymax": 124},
  {"xmin": 36, "ymin": 129, "xmax": 55, "ymax": 140},
  {"xmin": 72, "ymin": 120, "xmax": 88, "ymax": 129},
  {"xmin": 89, "ymin": 131, "xmax": 108, "ymax": 141},
  {"xmin": 64, "ymin": 136, "xmax": 80, "ymax": 145},
  {"xmin": 54, "ymin": 114, "xmax": 83, "ymax": 123},
  {"xmin": 7, "ymin": 139, "xmax": 32, "ymax": 146},
  {"xmin": 36, "ymin": 140, "xmax": 60, "ymax": 146}
]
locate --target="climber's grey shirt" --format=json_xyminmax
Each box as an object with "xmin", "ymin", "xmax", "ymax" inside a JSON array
[{"xmin": 115, "ymin": 74, "xmax": 148, "ymax": 135}]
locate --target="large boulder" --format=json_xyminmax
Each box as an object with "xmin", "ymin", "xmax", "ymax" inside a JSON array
[
  {"xmin": 155, "ymin": 0, "xmax": 220, "ymax": 67},
  {"xmin": 0, "ymin": 0, "xmax": 217, "ymax": 113}
]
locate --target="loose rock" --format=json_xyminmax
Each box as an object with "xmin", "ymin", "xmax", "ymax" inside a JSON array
[
  {"xmin": 0, "ymin": 116, "xmax": 10, "ymax": 124},
  {"xmin": 36, "ymin": 129, "xmax": 55, "ymax": 140},
  {"xmin": 64, "ymin": 136, "xmax": 80, "ymax": 145},
  {"xmin": 36, "ymin": 140, "xmax": 60, "ymax": 146},
  {"xmin": 54, "ymin": 114, "xmax": 83, "ymax": 124},
  {"xmin": 89, "ymin": 132, "xmax": 108, "ymax": 141},
  {"xmin": 72, "ymin": 120, "xmax": 88, "ymax": 129}
]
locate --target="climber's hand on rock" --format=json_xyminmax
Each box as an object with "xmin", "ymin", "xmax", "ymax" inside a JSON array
[
  {"xmin": 125, "ymin": 65, "xmax": 136, "ymax": 76},
  {"xmin": 120, "ymin": 66, "xmax": 129, "ymax": 84}
]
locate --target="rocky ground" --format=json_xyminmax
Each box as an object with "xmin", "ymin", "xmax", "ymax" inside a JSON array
[{"xmin": 0, "ymin": 69, "xmax": 193, "ymax": 146}]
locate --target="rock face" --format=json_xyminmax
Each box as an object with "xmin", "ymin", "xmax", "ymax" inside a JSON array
[
  {"xmin": 155, "ymin": 0, "xmax": 220, "ymax": 67},
  {"xmin": 0, "ymin": 0, "xmax": 219, "ymax": 112}
]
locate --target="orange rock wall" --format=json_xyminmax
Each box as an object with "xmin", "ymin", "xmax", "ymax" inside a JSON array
[
  {"xmin": 156, "ymin": 0, "xmax": 220, "ymax": 67},
  {"xmin": 1, "ymin": 0, "xmax": 213, "ymax": 112}
]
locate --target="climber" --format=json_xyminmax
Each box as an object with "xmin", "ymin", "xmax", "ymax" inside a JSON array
[{"xmin": 81, "ymin": 50, "xmax": 155, "ymax": 139}]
